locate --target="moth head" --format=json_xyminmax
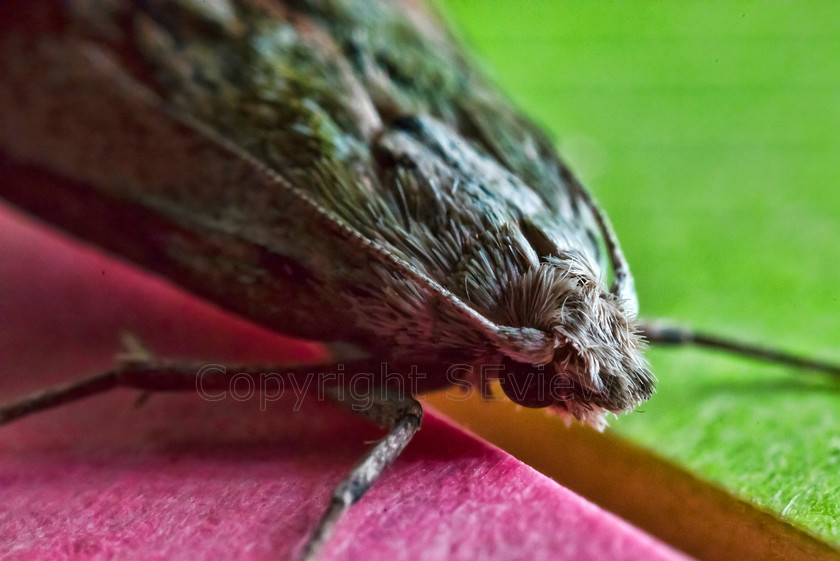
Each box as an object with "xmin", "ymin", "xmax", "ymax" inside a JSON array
[{"xmin": 496, "ymin": 251, "xmax": 654, "ymax": 428}]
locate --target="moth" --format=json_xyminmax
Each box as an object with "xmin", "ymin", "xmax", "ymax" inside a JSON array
[{"xmin": 1, "ymin": 1, "xmax": 837, "ymax": 560}]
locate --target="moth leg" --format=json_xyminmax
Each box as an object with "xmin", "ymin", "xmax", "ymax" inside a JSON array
[
  {"xmin": 0, "ymin": 370, "xmax": 121, "ymax": 426},
  {"xmin": 0, "ymin": 361, "xmax": 246, "ymax": 426},
  {"xmin": 0, "ymin": 333, "xmax": 186, "ymax": 426},
  {"xmin": 297, "ymin": 391, "xmax": 423, "ymax": 561},
  {"xmin": 0, "ymin": 352, "xmax": 428, "ymax": 426},
  {"xmin": 2, "ymin": 350, "xmax": 425, "ymax": 558},
  {"xmin": 639, "ymin": 320, "xmax": 840, "ymax": 376}
]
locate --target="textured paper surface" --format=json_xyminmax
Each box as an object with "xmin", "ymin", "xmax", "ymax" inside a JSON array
[{"xmin": 0, "ymin": 206, "xmax": 691, "ymax": 561}]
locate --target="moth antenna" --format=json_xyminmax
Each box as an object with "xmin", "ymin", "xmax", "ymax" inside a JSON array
[
  {"xmin": 640, "ymin": 320, "xmax": 840, "ymax": 377},
  {"xmin": 564, "ymin": 170, "xmax": 638, "ymax": 316}
]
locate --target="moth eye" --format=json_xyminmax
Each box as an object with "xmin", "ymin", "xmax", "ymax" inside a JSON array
[
  {"xmin": 520, "ymin": 218, "xmax": 560, "ymax": 261},
  {"xmin": 499, "ymin": 361, "xmax": 555, "ymax": 408}
]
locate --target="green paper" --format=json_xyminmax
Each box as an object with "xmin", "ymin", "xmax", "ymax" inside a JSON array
[{"xmin": 441, "ymin": 0, "xmax": 840, "ymax": 545}]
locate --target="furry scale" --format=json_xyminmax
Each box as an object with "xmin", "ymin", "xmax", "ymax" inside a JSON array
[{"xmin": 0, "ymin": 0, "xmax": 654, "ymax": 423}]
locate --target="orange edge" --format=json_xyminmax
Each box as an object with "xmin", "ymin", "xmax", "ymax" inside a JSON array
[{"xmin": 426, "ymin": 386, "xmax": 840, "ymax": 561}]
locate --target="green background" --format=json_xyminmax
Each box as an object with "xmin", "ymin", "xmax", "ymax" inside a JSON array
[{"xmin": 440, "ymin": 0, "xmax": 840, "ymax": 545}]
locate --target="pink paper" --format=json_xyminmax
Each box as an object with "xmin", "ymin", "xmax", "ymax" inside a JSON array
[{"xmin": 0, "ymin": 204, "xmax": 692, "ymax": 561}]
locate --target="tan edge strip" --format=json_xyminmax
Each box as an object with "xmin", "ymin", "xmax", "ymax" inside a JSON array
[{"xmin": 426, "ymin": 390, "xmax": 840, "ymax": 561}]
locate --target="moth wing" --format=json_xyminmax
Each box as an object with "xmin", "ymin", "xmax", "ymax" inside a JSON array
[{"xmin": 0, "ymin": 1, "xmax": 616, "ymax": 366}]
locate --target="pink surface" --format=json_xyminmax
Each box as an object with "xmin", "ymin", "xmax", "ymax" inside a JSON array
[{"xmin": 0, "ymin": 203, "xmax": 692, "ymax": 561}]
